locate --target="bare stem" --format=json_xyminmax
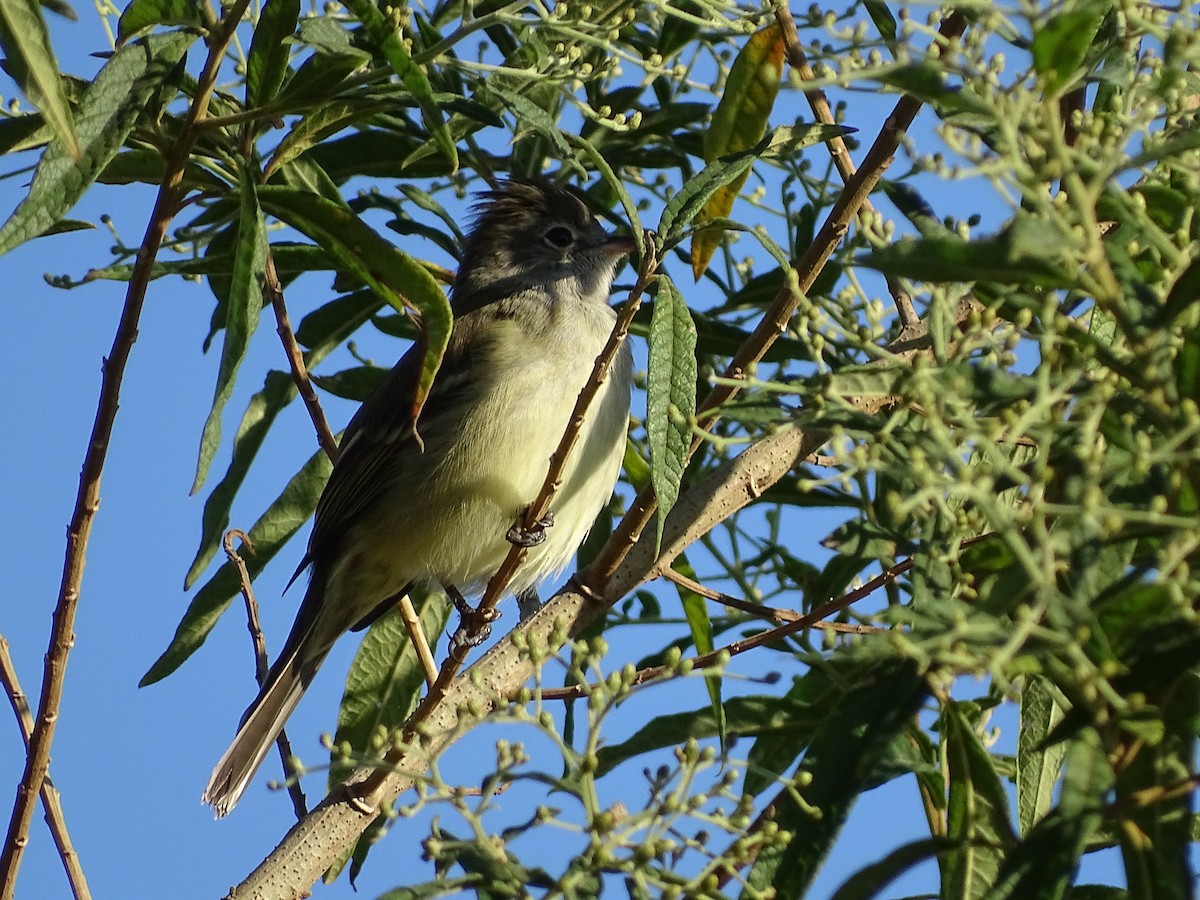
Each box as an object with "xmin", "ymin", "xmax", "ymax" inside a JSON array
[
  {"xmin": 0, "ymin": 5, "xmax": 253, "ymax": 894},
  {"xmin": 224, "ymin": 530, "xmax": 308, "ymax": 820},
  {"xmin": 0, "ymin": 638, "xmax": 89, "ymax": 900},
  {"xmin": 773, "ymin": 0, "xmax": 918, "ymax": 325},
  {"xmin": 263, "ymin": 249, "xmax": 340, "ymax": 462}
]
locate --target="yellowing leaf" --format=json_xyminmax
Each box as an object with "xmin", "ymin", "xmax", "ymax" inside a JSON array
[{"xmin": 691, "ymin": 23, "xmax": 784, "ymax": 279}]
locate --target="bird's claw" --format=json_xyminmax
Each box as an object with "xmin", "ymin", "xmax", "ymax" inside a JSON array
[{"xmin": 507, "ymin": 511, "xmax": 554, "ymax": 548}]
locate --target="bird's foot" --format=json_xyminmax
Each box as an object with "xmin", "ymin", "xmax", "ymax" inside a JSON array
[
  {"xmin": 446, "ymin": 584, "xmax": 501, "ymax": 650},
  {"xmin": 507, "ymin": 511, "xmax": 554, "ymax": 548}
]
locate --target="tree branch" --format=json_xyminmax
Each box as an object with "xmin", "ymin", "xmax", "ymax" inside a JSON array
[
  {"xmin": 0, "ymin": 6, "xmax": 252, "ymax": 894},
  {"xmin": 262, "ymin": 249, "xmax": 340, "ymax": 462},
  {"xmin": 228, "ymin": 418, "xmax": 819, "ymax": 897},
  {"xmin": 0, "ymin": 638, "xmax": 89, "ymax": 900},
  {"xmin": 224, "ymin": 531, "xmax": 307, "ymax": 820}
]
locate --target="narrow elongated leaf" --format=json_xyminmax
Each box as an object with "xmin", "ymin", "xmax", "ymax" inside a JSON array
[
  {"xmin": 691, "ymin": 23, "xmax": 783, "ymax": 277},
  {"xmin": 142, "ymin": 445, "xmax": 334, "ymax": 685},
  {"xmin": 328, "ymin": 591, "xmax": 450, "ymax": 785},
  {"xmin": 1017, "ymin": 675, "xmax": 1068, "ymax": 835},
  {"xmin": 659, "ymin": 126, "xmax": 841, "ymax": 245},
  {"xmin": 342, "ymin": 0, "xmax": 457, "ymax": 172},
  {"xmin": 246, "ymin": 0, "xmax": 300, "ymax": 106},
  {"xmin": 257, "ymin": 186, "xmax": 452, "ymax": 421},
  {"xmin": 942, "ymin": 702, "xmax": 1018, "ymax": 900},
  {"xmin": 265, "ymin": 99, "xmax": 392, "ymax": 179},
  {"xmin": 0, "ymin": 0, "xmax": 80, "ymax": 159},
  {"xmin": 0, "ymin": 30, "xmax": 194, "ymax": 257},
  {"xmin": 742, "ymin": 658, "xmax": 928, "ymax": 898},
  {"xmin": 829, "ymin": 837, "xmax": 955, "ymax": 900},
  {"xmin": 1031, "ymin": 5, "xmax": 1105, "ymax": 98},
  {"xmin": 193, "ymin": 170, "xmax": 267, "ymax": 494},
  {"xmin": 116, "ymin": 0, "xmax": 200, "ymax": 42},
  {"xmin": 981, "ymin": 731, "xmax": 1113, "ymax": 900},
  {"xmin": 594, "ymin": 692, "xmax": 823, "ymax": 777},
  {"xmin": 672, "ymin": 555, "xmax": 724, "ymax": 750},
  {"xmin": 646, "ymin": 275, "xmax": 696, "ymax": 550},
  {"xmin": 857, "ymin": 217, "xmax": 1078, "ymax": 289}
]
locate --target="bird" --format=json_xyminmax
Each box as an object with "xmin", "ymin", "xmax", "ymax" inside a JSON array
[{"xmin": 202, "ymin": 178, "xmax": 635, "ymax": 816}]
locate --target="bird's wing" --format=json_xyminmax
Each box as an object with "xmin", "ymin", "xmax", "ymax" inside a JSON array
[{"xmin": 299, "ymin": 333, "xmax": 480, "ymax": 577}]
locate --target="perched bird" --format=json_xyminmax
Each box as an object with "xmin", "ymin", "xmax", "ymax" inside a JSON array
[{"xmin": 203, "ymin": 179, "xmax": 635, "ymax": 816}]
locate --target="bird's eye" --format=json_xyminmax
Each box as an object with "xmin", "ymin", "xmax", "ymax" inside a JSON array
[{"xmin": 543, "ymin": 226, "xmax": 575, "ymax": 248}]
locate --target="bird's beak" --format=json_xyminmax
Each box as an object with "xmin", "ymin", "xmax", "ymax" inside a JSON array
[{"xmin": 600, "ymin": 234, "xmax": 638, "ymax": 257}]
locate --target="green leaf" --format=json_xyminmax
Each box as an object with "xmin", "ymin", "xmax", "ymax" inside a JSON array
[
  {"xmin": 1031, "ymin": 5, "xmax": 1105, "ymax": 98},
  {"xmin": 743, "ymin": 658, "xmax": 928, "ymax": 898},
  {"xmin": 142, "ymin": 444, "xmax": 334, "ymax": 685},
  {"xmin": 0, "ymin": 0, "xmax": 81, "ymax": 159},
  {"xmin": 265, "ymin": 99, "xmax": 392, "ymax": 179},
  {"xmin": 594, "ymin": 692, "xmax": 824, "ymax": 778},
  {"xmin": 670, "ymin": 555, "xmax": 724, "ymax": 752},
  {"xmin": 257, "ymin": 186, "xmax": 452, "ymax": 421},
  {"xmin": 980, "ymin": 731, "xmax": 1113, "ymax": 900},
  {"xmin": 329, "ymin": 590, "xmax": 450, "ymax": 786},
  {"xmin": 829, "ymin": 837, "xmax": 956, "ymax": 900},
  {"xmin": 0, "ymin": 30, "xmax": 194, "ymax": 257},
  {"xmin": 1158, "ymin": 256, "xmax": 1200, "ymax": 327},
  {"xmin": 1017, "ymin": 675, "xmax": 1068, "ymax": 835},
  {"xmin": 941, "ymin": 701, "xmax": 1018, "ymax": 900},
  {"xmin": 646, "ymin": 276, "xmax": 696, "ymax": 551},
  {"xmin": 857, "ymin": 217, "xmax": 1078, "ymax": 289},
  {"xmin": 659, "ymin": 126, "xmax": 838, "ymax": 247},
  {"xmin": 311, "ymin": 364, "xmax": 388, "ymax": 402},
  {"xmin": 40, "ymin": 0, "xmax": 77, "ymax": 19},
  {"xmin": 246, "ymin": 0, "xmax": 299, "ymax": 107},
  {"xmin": 342, "ymin": 0, "xmax": 457, "ymax": 173},
  {"xmin": 323, "ymin": 591, "xmax": 451, "ymax": 881},
  {"xmin": 862, "ymin": 0, "xmax": 897, "ymax": 43},
  {"xmin": 115, "ymin": 0, "xmax": 200, "ymax": 43},
  {"xmin": 193, "ymin": 170, "xmax": 267, "ymax": 495}
]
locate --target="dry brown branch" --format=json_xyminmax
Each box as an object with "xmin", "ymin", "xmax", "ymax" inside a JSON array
[
  {"xmin": 659, "ymin": 567, "xmax": 880, "ymax": 633},
  {"xmin": 773, "ymin": 0, "xmax": 918, "ymax": 326},
  {"xmin": 263, "ymin": 249, "xmax": 340, "ymax": 461},
  {"xmin": 0, "ymin": 6, "xmax": 253, "ymax": 894},
  {"xmin": 0, "ymin": 638, "xmax": 89, "ymax": 900},
  {"xmin": 224, "ymin": 531, "xmax": 308, "ymax": 820}
]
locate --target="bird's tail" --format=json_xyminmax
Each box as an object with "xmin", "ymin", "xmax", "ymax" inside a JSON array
[{"xmin": 203, "ymin": 597, "xmax": 331, "ymax": 817}]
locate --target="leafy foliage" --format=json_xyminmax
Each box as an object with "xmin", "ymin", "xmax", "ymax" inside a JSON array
[{"xmin": 4, "ymin": 0, "xmax": 1200, "ymax": 896}]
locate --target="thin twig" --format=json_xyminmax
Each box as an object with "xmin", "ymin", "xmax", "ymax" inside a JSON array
[
  {"xmin": 0, "ymin": 639, "xmax": 89, "ymax": 900},
  {"xmin": 534, "ymin": 557, "xmax": 914, "ymax": 703},
  {"xmin": 582, "ymin": 10, "xmax": 969, "ymax": 592},
  {"xmin": 397, "ymin": 595, "xmax": 440, "ymax": 687},
  {"xmin": 263, "ymin": 249, "xmax": 340, "ymax": 461},
  {"xmin": 660, "ymin": 567, "xmax": 879, "ymax": 633},
  {"xmin": 224, "ymin": 530, "xmax": 308, "ymax": 820},
  {"xmin": 774, "ymin": 1, "xmax": 919, "ymax": 326},
  {"xmin": 0, "ymin": 6, "xmax": 253, "ymax": 894}
]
